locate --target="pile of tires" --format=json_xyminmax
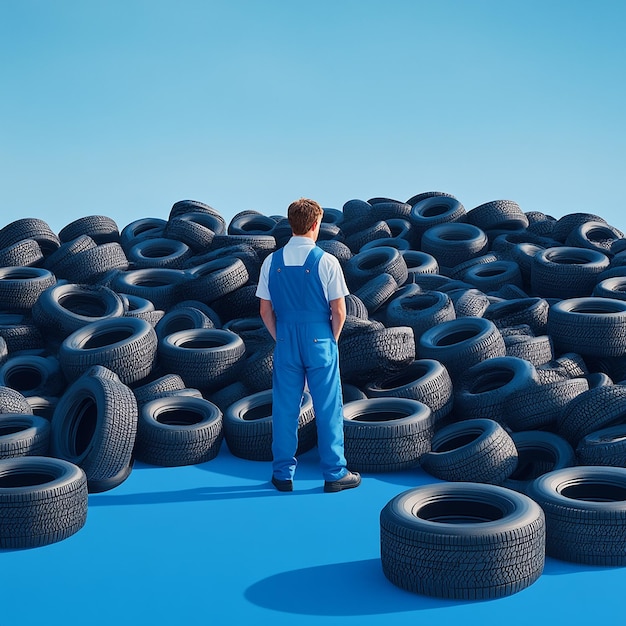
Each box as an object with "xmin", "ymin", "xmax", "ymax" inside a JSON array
[{"xmin": 0, "ymin": 198, "xmax": 625, "ymax": 585}]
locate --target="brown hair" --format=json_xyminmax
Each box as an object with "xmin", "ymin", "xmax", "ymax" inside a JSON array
[{"xmin": 287, "ymin": 198, "xmax": 323, "ymax": 236}]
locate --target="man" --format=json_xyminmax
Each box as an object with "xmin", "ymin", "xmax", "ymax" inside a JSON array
[{"xmin": 255, "ymin": 198, "xmax": 361, "ymax": 493}]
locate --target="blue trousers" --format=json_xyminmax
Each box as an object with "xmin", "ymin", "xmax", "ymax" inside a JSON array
[{"xmin": 271, "ymin": 320, "xmax": 348, "ymax": 482}]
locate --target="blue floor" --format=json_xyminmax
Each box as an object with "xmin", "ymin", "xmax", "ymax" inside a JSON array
[{"xmin": 2, "ymin": 443, "xmax": 624, "ymax": 626}]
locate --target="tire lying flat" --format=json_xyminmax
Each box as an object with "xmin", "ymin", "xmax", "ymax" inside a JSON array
[
  {"xmin": 380, "ymin": 482, "xmax": 545, "ymax": 599},
  {"xmin": 0, "ymin": 456, "xmax": 88, "ymax": 549}
]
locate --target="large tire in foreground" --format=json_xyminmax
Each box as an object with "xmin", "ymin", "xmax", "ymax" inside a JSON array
[
  {"xmin": 380, "ymin": 482, "xmax": 545, "ymax": 599},
  {"xmin": 528, "ymin": 466, "xmax": 626, "ymax": 565},
  {"xmin": 0, "ymin": 456, "xmax": 88, "ymax": 549}
]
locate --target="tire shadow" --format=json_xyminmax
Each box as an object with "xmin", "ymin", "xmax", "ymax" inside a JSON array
[{"xmin": 245, "ymin": 558, "xmax": 471, "ymax": 615}]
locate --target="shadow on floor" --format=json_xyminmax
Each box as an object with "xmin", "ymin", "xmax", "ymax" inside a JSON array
[{"xmin": 244, "ymin": 558, "xmax": 470, "ymax": 616}]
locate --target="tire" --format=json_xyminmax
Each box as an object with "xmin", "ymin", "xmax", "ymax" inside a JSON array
[
  {"xmin": 59, "ymin": 317, "xmax": 158, "ymax": 385},
  {"xmin": 134, "ymin": 396, "xmax": 223, "ymax": 467},
  {"xmin": 0, "ymin": 385, "xmax": 33, "ymax": 415},
  {"xmin": 420, "ymin": 223, "xmax": 488, "ymax": 271},
  {"xmin": 57, "ymin": 242, "xmax": 129, "ymax": 283},
  {"xmin": 344, "ymin": 294, "xmax": 369, "ymax": 319},
  {"xmin": 50, "ymin": 366, "xmax": 138, "ymax": 492},
  {"xmin": 0, "ymin": 267, "xmax": 56, "ymax": 312},
  {"xmin": 384, "ymin": 289, "xmax": 455, "ymax": 347},
  {"xmin": 504, "ymin": 333, "xmax": 554, "ymax": 366},
  {"xmin": 342, "ymin": 398, "xmax": 434, "ymax": 472},
  {"xmin": 317, "ymin": 240, "xmax": 353, "ymax": 266},
  {"xmin": 504, "ymin": 377, "xmax": 589, "ymax": 431},
  {"xmin": 210, "ymin": 284, "xmax": 264, "ymax": 323},
  {"xmin": 0, "ymin": 414, "xmax": 51, "ymax": 458},
  {"xmin": 576, "ymin": 424, "xmax": 626, "ymax": 467},
  {"xmin": 228, "ymin": 212, "xmax": 277, "ymax": 235},
  {"xmin": 223, "ymin": 390, "xmax": 316, "ymax": 461},
  {"xmin": 126, "ymin": 237, "xmax": 192, "ymax": 269},
  {"xmin": 353, "ymin": 273, "xmax": 398, "ymax": 314},
  {"xmin": 418, "ymin": 317, "xmax": 506, "ymax": 381},
  {"xmin": 344, "ymin": 221, "xmax": 392, "ymax": 253},
  {"xmin": 168, "ymin": 200, "xmax": 226, "ymax": 228},
  {"xmin": 593, "ymin": 276, "xmax": 626, "ymax": 301},
  {"xmin": 183, "ymin": 257, "xmax": 250, "ymax": 303},
  {"xmin": 364, "ymin": 358, "xmax": 453, "ymax": 423},
  {"xmin": 205, "ymin": 380, "xmax": 251, "ymax": 414},
  {"xmin": 0, "ymin": 456, "xmax": 88, "ymax": 549},
  {"xmin": 547, "ymin": 297, "xmax": 626, "ymax": 357},
  {"xmin": 420, "ymin": 418, "xmax": 518, "ymax": 485},
  {"xmin": 0, "ymin": 354, "xmax": 66, "ymax": 398},
  {"xmin": 503, "ymin": 431, "xmax": 575, "ymax": 494},
  {"xmin": 210, "ymin": 234, "xmax": 276, "ymax": 260},
  {"xmin": 530, "ymin": 246, "xmax": 609, "ymax": 299},
  {"xmin": 558, "ymin": 384, "xmax": 626, "ymax": 446},
  {"xmin": 565, "ymin": 220, "xmax": 623, "ymax": 254},
  {"xmin": 132, "ymin": 373, "xmax": 187, "ymax": 405},
  {"xmin": 163, "ymin": 213, "xmax": 218, "ymax": 253},
  {"xmin": 448, "ymin": 288, "xmax": 491, "ymax": 318},
  {"xmin": 155, "ymin": 306, "xmax": 215, "ymax": 342},
  {"xmin": 110, "ymin": 267, "xmax": 191, "ymax": 311},
  {"xmin": 551, "ymin": 212, "xmax": 607, "ymax": 242},
  {"xmin": 0, "ymin": 314, "xmax": 44, "ymax": 353},
  {"xmin": 527, "ymin": 466, "xmax": 626, "ymax": 565},
  {"xmin": 465, "ymin": 199, "xmax": 528, "ymax": 231},
  {"xmin": 380, "ymin": 482, "xmax": 545, "ymax": 599},
  {"xmin": 462, "ymin": 260, "xmax": 523, "ymax": 293},
  {"xmin": 58, "ymin": 215, "xmax": 120, "ymax": 245},
  {"xmin": 158, "ymin": 328, "xmax": 246, "ymax": 391},
  {"xmin": 238, "ymin": 341, "xmax": 274, "ymax": 394},
  {"xmin": 448, "ymin": 252, "xmax": 502, "ymax": 281},
  {"xmin": 339, "ymin": 325, "xmax": 415, "ymax": 385},
  {"xmin": 119, "ymin": 218, "xmax": 167, "ymax": 251},
  {"xmin": 25, "ymin": 395, "xmax": 59, "ymax": 420},
  {"xmin": 402, "ymin": 250, "xmax": 439, "ymax": 280},
  {"xmin": 344, "ymin": 246, "xmax": 408, "ymax": 291},
  {"xmin": 454, "ymin": 356, "xmax": 538, "ymax": 423},
  {"xmin": 0, "ymin": 218, "xmax": 60, "ymax": 257},
  {"xmin": 43, "ymin": 234, "xmax": 97, "ymax": 273},
  {"xmin": 407, "ymin": 195, "xmax": 466, "ymax": 245},
  {"xmin": 484, "ymin": 297, "xmax": 550, "ymax": 336},
  {"xmin": 32, "ymin": 283, "xmax": 125, "ymax": 341},
  {"xmin": 0, "ymin": 238, "xmax": 44, "ymax": 267}
]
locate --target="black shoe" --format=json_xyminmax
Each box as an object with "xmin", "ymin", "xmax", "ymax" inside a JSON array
[
  {"xmin": 271, "ymin": 476, "xmax": 293, "ymax": 492},
  {"xmin": 324, "ymin": 471, "xmax": 361, "ymax": 493}
]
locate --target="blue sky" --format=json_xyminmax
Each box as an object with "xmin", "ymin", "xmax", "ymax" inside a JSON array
[{"xmin": 1, "ymin": 0, "xmax": 625, "ymax": 234}]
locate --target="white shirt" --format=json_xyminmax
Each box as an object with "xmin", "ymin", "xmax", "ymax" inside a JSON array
[{"xmin": 255, "ymin": 236, "xmax": 349, "ymax": 303}]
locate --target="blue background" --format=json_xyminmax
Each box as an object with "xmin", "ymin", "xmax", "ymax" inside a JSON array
[{"xmin": 1, "ymin": 1, "xmax": 625, "ymax": 232}]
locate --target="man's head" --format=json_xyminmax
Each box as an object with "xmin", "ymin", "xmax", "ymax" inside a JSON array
[{"xmin": 287, "ymin": 198, "xmax": 324, "ymax": 236}]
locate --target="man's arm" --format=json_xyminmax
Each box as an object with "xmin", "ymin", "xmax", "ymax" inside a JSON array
[
  {"xmin": 259, "ymin": 298, "xmax": 277, "ymax": 340},
  {"xmin": 329, "ymin": 296, "xmax": 346, "ymax": 341}
]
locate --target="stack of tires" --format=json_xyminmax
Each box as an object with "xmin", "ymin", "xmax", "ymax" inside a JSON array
[{"xmin": 0, "ymin": 198, "xmax": 626, "ymax": 587}]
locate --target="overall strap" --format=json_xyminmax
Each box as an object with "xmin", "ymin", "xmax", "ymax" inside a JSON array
[{"xmin": 270, "ymin": 247, "xmax": 285, "ymax": 273}]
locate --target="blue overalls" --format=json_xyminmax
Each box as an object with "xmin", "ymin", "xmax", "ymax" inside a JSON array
[{"xmin": 268, "ymin": 245, "xmax": 348, "ymax": 482}]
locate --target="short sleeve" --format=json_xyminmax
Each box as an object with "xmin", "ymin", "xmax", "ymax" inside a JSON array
[
  {"xmin": 320, "ymin": 253, "xmax": 349, "ymax": 301},
  {"xmin": 255, "ymin": 254, "xmax": 273, "ymax": 301}
]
